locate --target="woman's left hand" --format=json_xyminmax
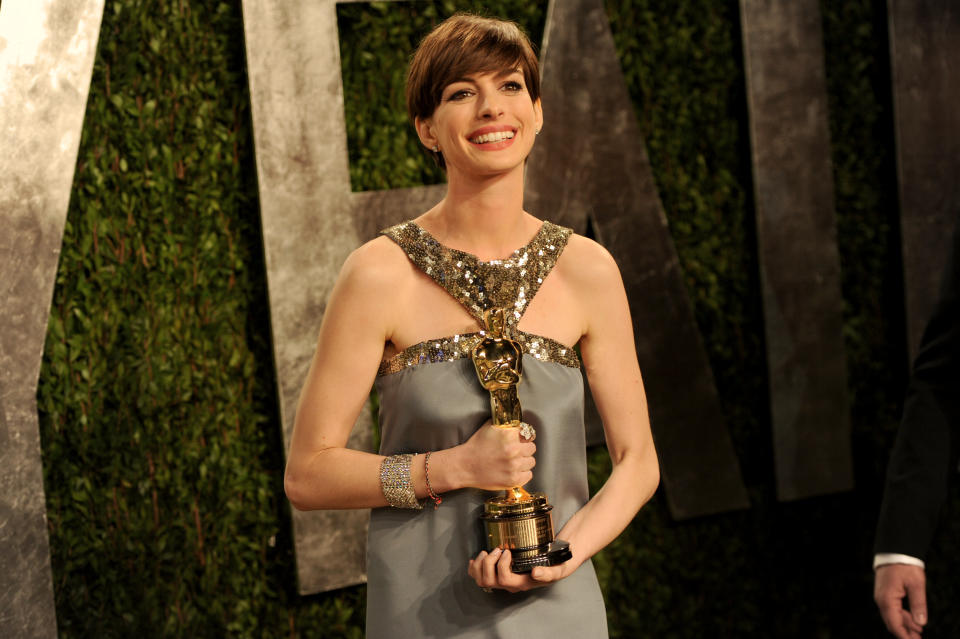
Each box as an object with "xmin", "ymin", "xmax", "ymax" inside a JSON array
[{"xmin": 467, "ymin": 547, "xmax": 575, "ymax": 593}]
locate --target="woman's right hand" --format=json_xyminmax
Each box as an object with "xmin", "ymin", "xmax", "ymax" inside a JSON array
[{"xmin": 457, "ymin": 421, "xmax": 536, "ymax": 491}]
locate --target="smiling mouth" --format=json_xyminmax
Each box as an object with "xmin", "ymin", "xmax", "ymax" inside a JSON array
[{"xmin": 469, "ymin": 130, "xmax": 516, "ymax": 144}]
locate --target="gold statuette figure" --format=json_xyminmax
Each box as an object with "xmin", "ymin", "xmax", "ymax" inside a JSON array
[{"xmin": 471, "ymin": 308, "xmax": 572, "ymax": 572}]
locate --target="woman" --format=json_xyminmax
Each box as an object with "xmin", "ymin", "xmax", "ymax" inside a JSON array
[{"xmin": 284, "ymin": 13, "xmax": 659, "ymax": 638}]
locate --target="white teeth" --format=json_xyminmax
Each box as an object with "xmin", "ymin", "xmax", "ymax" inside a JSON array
[{"xmin": 470, "ymin": 130, "xmax": 515, "ymax": 144}]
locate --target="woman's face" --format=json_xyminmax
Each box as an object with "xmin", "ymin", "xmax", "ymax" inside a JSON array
[{"xmin": 416, "ymin": 68, "xmax": 543, "ymax": 179}]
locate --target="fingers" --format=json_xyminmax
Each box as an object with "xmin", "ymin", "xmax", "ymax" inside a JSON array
[
  {"xmin": 496, "ymin": 549, "xmax": 515, "ymax": 586},
  {"xmin": 505, "ymin": 429, "xmax": 536, "ymax": 484},
  {"xmin": 495, "ymin": 550, "xmax": 531, "ymax": 592},
  {"xmin": 879, "ymin": 609, "xmax": 920, "ymax": 639},
  {"xmin": 467, "ymin": 554, "xmax": 480, "ymax": 583},
  {"xmin": 877, "ymin": 598, "xmax": 913, "ymax": 639},
  {"xmin": 470, "ymin": 549, "xmax": 549, "ymax": 593},
  {"xmin": 530, "ymin": 565, "xmax": 563, "ymax": 583},
  {"xmin": 493, "ymin": 550, "xmax": 564, "ymax": 592},
  {"xmin": 468, "ymin": 548, "xmax": 506, "ymax": 589},
  {"xmin": 877, "ymin": 588, "xmax": 916, "ymax": 639},
  {"xmin": 483, "ymin": 548, "xmax": 502, "ymax": 585},
  {"xmin": 492, "ymin": 423, "xmax": 536, "ymax": 448},
  {"xmin": 903, "ymin": 573, "xmax": 927, "ymax": 628},
  {"xmin": 502, "ymin": 430, "xmax": 535, "ymax": 463},
  {"xmin": 894, "ymin": 609, "xmax": 923, "ymax": 639},
  {"xmin": 898, "ymin": 609, "xmax": 923, "ymax": 638},
  {"xmin": 494, "ymin": 424, "xmax": 536, "ymax": 453},
  {"xmin": 461, "ymin": 421, "xmax": 541, "ymax": 490},
  {"xmin": 500, "ymin": 442, "xmax": 534, "ymax": 487},
  {"xmin": 513, "ymin": 450, "xmax": 536, "ymax": 485}
]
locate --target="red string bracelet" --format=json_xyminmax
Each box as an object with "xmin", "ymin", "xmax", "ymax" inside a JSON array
[{"xmin": 424, "ymin": 451, "xmax": 442, "ymax": 509}]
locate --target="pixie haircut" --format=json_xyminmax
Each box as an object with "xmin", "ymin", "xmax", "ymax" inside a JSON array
[{"xmin": 406, "ymin": 14, "xmax": 540, "ymax": 166}]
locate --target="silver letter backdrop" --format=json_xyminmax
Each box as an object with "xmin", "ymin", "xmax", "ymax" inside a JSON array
[
  {"xmin": 0, "ymin": 0, "xmax": 105, "ymax": 635},
  {"xmin": 739, "ymin": 0, "xmax": 853, "ymax": 501},
  {"xmin": 888, "ymin": 0, "xmax": 960, "ymax": 359}
]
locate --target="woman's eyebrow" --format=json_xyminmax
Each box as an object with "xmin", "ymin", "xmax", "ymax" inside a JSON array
[
  {"xmin": 443, "ymin": 76, "xmax": 476, "ymax": 89},
  {"xmin": 450, "ymin": 69, "xmax": 522, "ymax": 85}
]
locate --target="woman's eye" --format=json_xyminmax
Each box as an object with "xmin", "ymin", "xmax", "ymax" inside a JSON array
[
  {"xmin": 447, "ymin": 89, "xmax": 473, "ymax": 101},
  {"xmin": 502, "ymin": 81, "xmax": 523, "ymax": 92}
]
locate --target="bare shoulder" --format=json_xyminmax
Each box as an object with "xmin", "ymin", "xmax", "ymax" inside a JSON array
[
  {"xmin": 320, "ymin": 235, "xmax": 415, "ymax": 344},
  {"xmin": 558, "ymin": 232, "xmax": 624, "ymax": 293},
  {"xmin": 336, "ymin": 235, "xmax": 412, "ymax": 294}
]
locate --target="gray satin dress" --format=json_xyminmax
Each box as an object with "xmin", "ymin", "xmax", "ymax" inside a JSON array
[{"xmin": 367, "ymin": 221, "xmax": 608, "ymax": 639}]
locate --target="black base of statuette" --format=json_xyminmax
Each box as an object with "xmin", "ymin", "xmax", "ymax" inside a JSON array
[{"xmin": 509, "ymin": 539, "xmax": 573, "ymax": 574}]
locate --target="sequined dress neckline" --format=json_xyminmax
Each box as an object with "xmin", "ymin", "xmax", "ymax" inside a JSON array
[
  {"xmin": 407, "ymin": 221, "xmax": 548, "ymax": 266},
  {"xmin": 378, "ymin": 220, "xmax": 579, "ymax": 376}
]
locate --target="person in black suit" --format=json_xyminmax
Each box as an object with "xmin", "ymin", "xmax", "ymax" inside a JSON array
[{"xmin": 874, "ymin": 223, "xmax": 960, "ymax": 639}]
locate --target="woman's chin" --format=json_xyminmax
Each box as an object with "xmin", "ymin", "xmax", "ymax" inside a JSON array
[{"xmin": 451, "ymin": 158, "xmax": 528, "ymax": 180}]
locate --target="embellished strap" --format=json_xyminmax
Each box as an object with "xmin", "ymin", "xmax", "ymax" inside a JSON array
[
  {"xmin": 380, "ymin": 221, "xmax": 572, "ymax": 329},
  {"xmin": 377, "ymin": 330, "xmax": 580, "ymax": 376}
]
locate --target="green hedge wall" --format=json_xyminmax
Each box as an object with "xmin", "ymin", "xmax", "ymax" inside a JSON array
[{"xmin": 35, "ymin": 0, "xmax": 958, "ymax": 637}]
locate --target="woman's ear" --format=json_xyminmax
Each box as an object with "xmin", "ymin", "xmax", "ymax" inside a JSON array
[
  {"xmin": 533, "ymin": 98, "xmax": 543, "ymax": 134},
  {"xmin": 415, "ymin": 116, "xmax": 438, "ymax": 150}
]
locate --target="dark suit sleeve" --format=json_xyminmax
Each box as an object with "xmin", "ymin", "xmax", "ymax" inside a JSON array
[{"xmin": 875, "ymin": 224, "xmax": 960, "ymax": 560}]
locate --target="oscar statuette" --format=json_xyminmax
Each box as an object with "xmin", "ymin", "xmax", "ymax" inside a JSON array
[{"xmin": 471, "ymin": 308, "xmax": 572, "ymax": 573}]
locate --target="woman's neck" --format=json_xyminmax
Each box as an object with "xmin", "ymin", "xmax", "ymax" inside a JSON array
[{"xmin": 419, "ymin": 164, "xmax": 538, "ymax": 260}]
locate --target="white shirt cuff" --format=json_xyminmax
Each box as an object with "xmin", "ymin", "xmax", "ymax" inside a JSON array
[{"xmin": 873, "ymin": 553, "xmax": 925, "ymax": 571}]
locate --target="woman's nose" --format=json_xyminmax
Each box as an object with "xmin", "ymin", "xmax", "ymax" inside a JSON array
[{"xmin": 477, "ymin": 91, "xmax": 503, "ymax": 119}]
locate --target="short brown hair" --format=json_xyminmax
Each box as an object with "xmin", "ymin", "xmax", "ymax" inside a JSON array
[{"xmin": 406, "ymin": 14, "xmax": 541, "ymax": 124}]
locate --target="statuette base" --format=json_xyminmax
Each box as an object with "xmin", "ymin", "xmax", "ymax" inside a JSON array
[{"xmin": 481, "ymin": 492, "xmax": 572, "ymax": 573}]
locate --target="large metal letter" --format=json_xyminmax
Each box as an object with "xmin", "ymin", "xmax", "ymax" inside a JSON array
[
  {"xmin": 888, "ymin": 0, "xmax": 960, "ymax": 357},
  {"xmin": 0, "ymin": 1, "xmax": 105, "ymax": 636},
  {"xmin": 526, "ymin": 0, "xmax": 749, "ymax": 519},
  {"xmin": 740, "ymin": 0, "xmax": 853, "ymax": 500},
  {"xmin": 241, "ymin": 0, "xmax": 443, "ymax": 594}
]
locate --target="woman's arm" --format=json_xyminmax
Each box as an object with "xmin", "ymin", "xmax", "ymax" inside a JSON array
[
  {"xmin": 469, "ymin": 237, "xmax": 659, "ymax": 590},
  {"xmin": 284, "ymin": 239, "xmax": 535, "ymax": 511},
  {"xmin": 551, "ymin": 239, "xmax": 660, "ymax": 561}
]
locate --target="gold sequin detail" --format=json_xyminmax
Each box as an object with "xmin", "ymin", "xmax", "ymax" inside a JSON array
[
  {"xmin": 378, "ymin": 221, "xmax": 578, "ymax": 376},
  {"xmin": 381, "ymin": 221, "xmax": 572, "ymax": 329},
  {"xmin": 515, "ymin": 331, "xmax": 579, "ymax": 368},
  {"xmin": 378, "ymin": 330, "xmax": 580, "ymax": 376}
]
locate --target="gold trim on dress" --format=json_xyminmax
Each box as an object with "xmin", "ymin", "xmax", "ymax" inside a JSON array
[{"xmin": 377, "ymin": 330, "xmax": 579, "ymax": 376}]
